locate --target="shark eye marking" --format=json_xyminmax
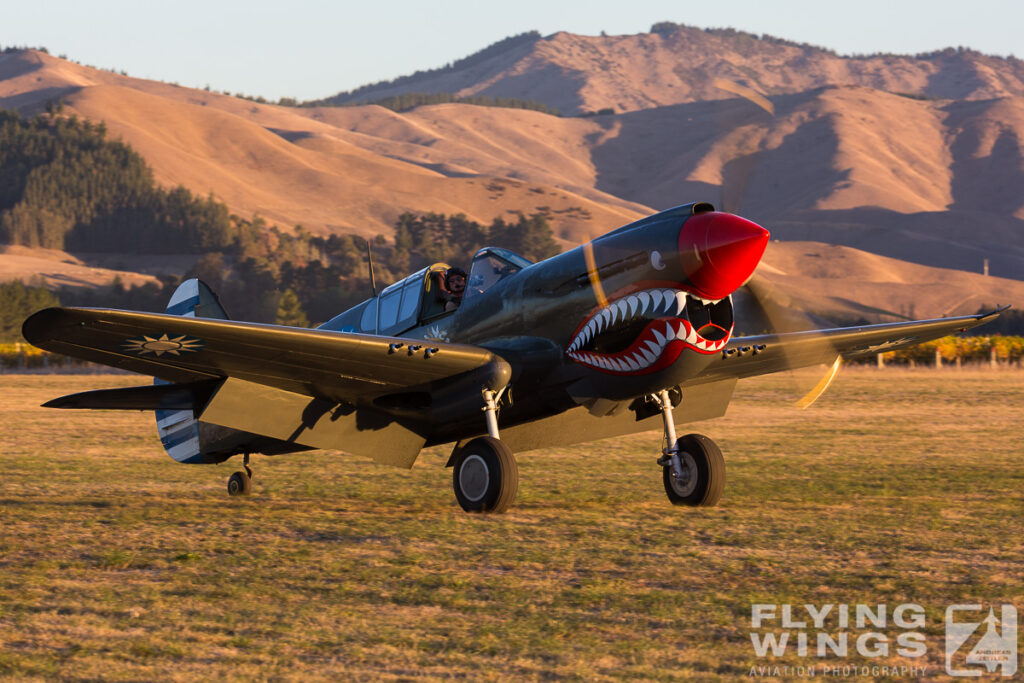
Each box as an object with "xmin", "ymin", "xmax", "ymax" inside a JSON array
[{"xmin": 650, "ymin": 250, "xmax": 666, "ymax": 271}]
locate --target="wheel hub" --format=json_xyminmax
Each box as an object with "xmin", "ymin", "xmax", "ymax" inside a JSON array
[
  {"xmin": 670, "ymin": 452, "xmax": 699, "ymax": 497},
  {"xmin": 459, "ymin": 454, "xmax": 490, "ymax": 502}
]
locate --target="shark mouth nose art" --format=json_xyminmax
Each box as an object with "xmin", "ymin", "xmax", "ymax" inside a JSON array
[{"xmin": 566, "ymin": 285, "xmax": 734, "ymax": 374}]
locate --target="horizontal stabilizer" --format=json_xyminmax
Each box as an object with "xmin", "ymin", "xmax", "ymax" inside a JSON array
[{"xmin": 42, "ymin": 380, "xmax": 219, "ymax": 411}]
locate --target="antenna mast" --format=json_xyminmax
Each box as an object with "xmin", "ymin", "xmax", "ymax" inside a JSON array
[{"xmin": 366, "ymin": 239, "xmax": 377, "ymax": 296}]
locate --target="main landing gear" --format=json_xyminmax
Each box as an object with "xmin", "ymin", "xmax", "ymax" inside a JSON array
[
  {"xmin": 450, "ymin": 388, "xmax": 519, "ymax": 513},
  {"xmin": 227, "ymin": 453, "xmax": 253, "ymax": 496},
  {"xmin": 653, "ymin": 389, "xmax": 725, "ymax": 506}
]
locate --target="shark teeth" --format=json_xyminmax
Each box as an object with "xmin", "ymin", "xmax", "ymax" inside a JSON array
[
  {"xmin": 683, "ymin": 323, "xmax": 696, "ymax": 345},
  {"xmin": 565, "ymin": 288, "xmax": 733, "ymax": 372},
  {"xmin": 675, "ymin": 291, "xmax": 688, "ymax": 315},
  {"xmin": 615, "ymin": 298, "xmax": 629, "ymax": 322},
  {"xmin": 648, "ymin": 290, "xmax": 663, "ymax": 312}
]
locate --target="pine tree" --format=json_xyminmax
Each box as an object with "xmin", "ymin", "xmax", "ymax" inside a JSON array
[
  {"xmin": 0, "ymin": 280, "xmax": 59, "ymax": 342},
  {"xmin": 516, "ymin": 213, "xmax": 561, "ymax": 261},
  {"xmin": 275, "ymin": 288, "xmax": 309, "ymax": 327}
]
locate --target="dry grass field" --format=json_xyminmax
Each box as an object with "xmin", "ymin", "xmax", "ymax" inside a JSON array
[{"xmin": 0, "ymin": 368, "xmax": 1021, "ymax": 681}]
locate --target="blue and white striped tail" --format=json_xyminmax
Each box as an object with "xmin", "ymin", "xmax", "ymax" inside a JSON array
[{"xmin": 155, "ymin": 279, "xmax": 228, "ymax": 464}]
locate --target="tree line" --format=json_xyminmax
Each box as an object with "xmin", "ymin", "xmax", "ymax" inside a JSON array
[
  {"xmin": 177, "ymin": 210, "xmax": 561, "ymax": 326},
  {"xmin": 325, "ymin": 93, "xmax": 560, "ymax": 116},
  {"xmin": 319, "ymin": 32, "xmax": 542, "ymax": 106},
  {"xmin": 0, "ymin": 208, "xmax": 564, "ymax": 340},
  {"xmin": 0, "ymin": 107, "xmax": 234, "ymax": 252}
]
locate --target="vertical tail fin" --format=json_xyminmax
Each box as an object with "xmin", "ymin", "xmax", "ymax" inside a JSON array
[
  {"xmin": 165, "ymin": 279, "xmax": 229, "ymax": 320},
  {"xmin": 156, "ymin": 279, "xmax": 228, "ymax": 463}
]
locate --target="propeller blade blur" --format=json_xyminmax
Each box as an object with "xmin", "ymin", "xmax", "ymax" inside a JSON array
[
  {"xmin": 582, "ymin": 240, "xmax": 609, "ymax": 308},
  {"xmin": 742, "ymin": 274, "xmax": 843, "ymax": 407},
  {"xmin": 795, "ymin": 355, "xmax": 842, "ymax": 409}
]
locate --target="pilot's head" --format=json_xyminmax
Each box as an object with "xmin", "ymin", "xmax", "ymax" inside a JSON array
[{"xmin": 446, "ymin": 268, "xmax": 467, "ymax": 295}]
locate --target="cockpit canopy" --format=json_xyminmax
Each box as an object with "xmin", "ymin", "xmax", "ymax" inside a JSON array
[
  {"xmin": 317, "ymin": 247, "xmax": 532, "ymax": 336},
  {"xmin": 465, "ymin": 247, "xmax": 532, "ymax": 300}
]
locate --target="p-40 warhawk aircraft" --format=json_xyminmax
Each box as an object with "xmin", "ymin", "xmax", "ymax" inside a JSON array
[{"xmin": 24, "ymin": 203, "xmax": 1001, "ymax": 513}]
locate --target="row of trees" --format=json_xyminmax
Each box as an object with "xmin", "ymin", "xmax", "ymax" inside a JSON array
[
  {"xmin": 160, "ymin": 210, "xmax": 560, "ymax": 324},
  {"xmin": 0, "ymin": 281, "xmax": 59, "ymax": 342},
  {"xmin": 862, "ymin": 333, "xmax": 1024, "ymax": 364},
  {"xmin": 0, "ymin": 205, "xmax": 564, "ymax": 338},
  {"xmin": 346, "ymin": 93, "xmax": 559, "ymax": 116},
  {"xmin": 320, "ymin": 32, "xmax": 542, "ymax": 106},
  {"xmin": 0, "ymin": 107, "xmax": 235, "ymax": 252},
  {"xmin": 391, "ymin": 211, "xmax": 560, "ymax": 270}
]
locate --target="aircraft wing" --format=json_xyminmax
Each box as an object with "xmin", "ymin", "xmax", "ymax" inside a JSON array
[
  {"xmin": 22, "ymin": 307, "xmax": 506, "ymax": 403},
  {"xmin": 691, "ymin": 308, "xmax": 1004, "ymax": 384}
]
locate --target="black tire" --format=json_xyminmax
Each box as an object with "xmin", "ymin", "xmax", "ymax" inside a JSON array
[
  {"xmin": 227, "ymin": 471, "xmax": 252, "ymax": 496},
  {"xmin": 662, "ymin": 433, "xmax": 725, "ymax": 507},
  {"xmin": 452, "ymin": 436, "xmax": 518, "ymax": 513}
]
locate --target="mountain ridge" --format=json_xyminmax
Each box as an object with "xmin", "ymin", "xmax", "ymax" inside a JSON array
[
  {"xmin": 1, "ymin": 35, "xmax": 1023, "ymax": 319},
  {"xmin": 322, "ymin": 25, "xmax": 1024, "ymax": 115}
]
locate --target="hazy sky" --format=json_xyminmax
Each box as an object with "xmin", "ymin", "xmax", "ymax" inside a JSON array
[{"xmin": 4, "ymin": 0, "xmax": 1022, "ymax": 101}]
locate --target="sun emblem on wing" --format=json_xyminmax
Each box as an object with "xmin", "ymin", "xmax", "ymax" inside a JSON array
[
  {"xmin": 860, "ymin": 337, "xmax": 917, "ymax": 354},
  {"xmin": 122, "ymin": 334, "xmax": 204, "ymax": 357},
  {"xmin": 424, "ymin": 324, "xmax": 451, "ymax": 342}
]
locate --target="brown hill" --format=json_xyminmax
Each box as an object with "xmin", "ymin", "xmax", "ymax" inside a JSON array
[
  {"xmin": 755, "ymin": 241, "xmax": 1024, "ymax": 323},
  {"xmin": 326, "ymin": 26, "xmax": 1024, "ymax": 115},
  {"xmin": 0, "ymin": 46, "xmax": 1022, "ymax": 318},
  {"xmin": 587, "ymin": 86, "xmax": 1024, "ymax": 276},
  {"xmin": 0, "ymin": 245, "xmax": 159, "ymax": 289},
  {"xmin": 0, "ymin": 50, "xmax": 647, "ymax": 240}
]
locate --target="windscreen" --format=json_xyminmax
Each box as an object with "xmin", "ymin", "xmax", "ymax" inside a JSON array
[{"xmin": 466, "ymin": 248, "xmax": 530, "ymax": 299}]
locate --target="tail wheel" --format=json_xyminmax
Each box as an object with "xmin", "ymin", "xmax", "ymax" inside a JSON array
[
  {"xmin": 663, "ymin": 433, "xmax": 724, "ymax": 507},
  {"xmin": 452, "ymin": 436, "xmax": 518, "ymax": 513},
  {"xmin": 227, "ymin": 471, "xmax": 252, "ymax": 496}
]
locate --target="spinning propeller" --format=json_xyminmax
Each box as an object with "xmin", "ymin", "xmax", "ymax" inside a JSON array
[
  {"xmin": 575, "ymin": 78, "xmax": 846, "ymax": 405},
  {"xmin": 711, "ymin": 78, "xmax": 843, "ymax": 408}
]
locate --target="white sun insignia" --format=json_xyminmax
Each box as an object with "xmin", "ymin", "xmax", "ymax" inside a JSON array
[
  {"xmin": 122, "ymin": 334, "xmax": 205, "ymax": 357},
  {"xmin": 425, "ymin": 325, "xmax": 451, "ymax": 343},
  {"xmin": 861, "ymin": 336, "xmax": 917, "ymax": 354}
]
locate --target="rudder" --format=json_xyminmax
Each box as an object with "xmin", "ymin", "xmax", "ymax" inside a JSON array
[{"xmin": 156, "ymin": 279, "xmax": 228, "ymax": 463}]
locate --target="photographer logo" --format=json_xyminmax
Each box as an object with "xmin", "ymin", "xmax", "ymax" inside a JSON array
[{"xmin": 945, "ymin": 604, "xmax": 1017, "ymax": 677}]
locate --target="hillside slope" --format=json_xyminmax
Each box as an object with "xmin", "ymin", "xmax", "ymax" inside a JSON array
[
  {"xmin": 1, "ymin": 44, "xmax": 1022, "ymax": 318},
  {"xmin": 325, "ymin": 26, "xmax": 1024, "ymax": 115},
  {"xmin": 0, "ymin": 50, "xmax": 646, "ymax": 240}
]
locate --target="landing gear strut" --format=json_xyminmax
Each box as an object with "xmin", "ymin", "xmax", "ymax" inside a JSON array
[
  {"xmin": 450, "ymin": 388, "xmax": 518, "ymax": 513},
  {"xmin": 227, "ymin": 453, "xmax": 253, "ymax": 496},
  {"xmin": 653, "ymin": 389, "xmax": 725, "ymax": 506}
]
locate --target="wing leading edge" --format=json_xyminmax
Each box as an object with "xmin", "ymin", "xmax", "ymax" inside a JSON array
[
  {"xmin": 23, "ymin": 307, "xmax": 505, "ymax": 402},
  {"xmin": 692, "ymin": 308, "xmax": 1006, "ymax": 384},
  {"xmin": 23, "ymin": 307, "xmax": 512, "ymax": 468}
]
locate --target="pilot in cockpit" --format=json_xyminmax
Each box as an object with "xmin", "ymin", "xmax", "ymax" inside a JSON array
[{"xmin": 438, "ymin": 267, "xmax": 467, "ymax": 312}]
